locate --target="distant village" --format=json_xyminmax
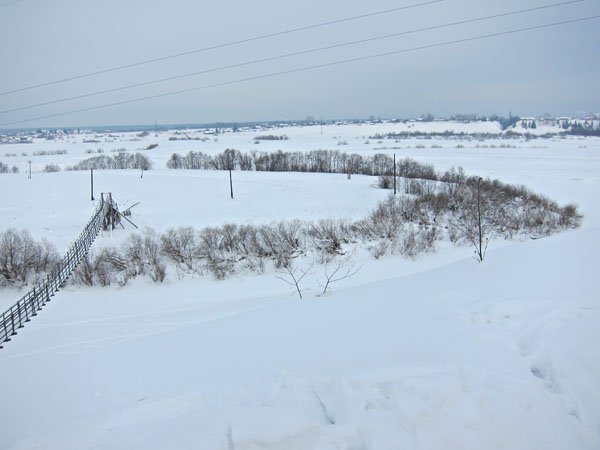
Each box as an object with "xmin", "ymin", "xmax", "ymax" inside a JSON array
[{"xmin": 1, "ymin": 114, "xmax": 599, "ymax": 144}]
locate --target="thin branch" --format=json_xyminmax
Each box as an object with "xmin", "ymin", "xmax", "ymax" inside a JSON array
[
  {"xmin": 276, "ymin": 261, "xmax": 314, "ymax": 299},
  {"xmin": 319, "ymin": 257, "xmax": 362, "ymax": 295}
]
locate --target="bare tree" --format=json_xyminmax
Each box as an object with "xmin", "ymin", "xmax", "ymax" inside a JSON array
[
  {"xmin": 276, "ymin": 260, "xmax": 314, "ymax": 300},
  {"xmin": 451, "ymin": 177, "xmax": 491, "ymax": 262},
  {"xmin": 319, "ymin": 256, "xmax": 361, "ymax": 296}
]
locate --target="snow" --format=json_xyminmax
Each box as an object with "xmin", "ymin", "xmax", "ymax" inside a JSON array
[
  {"xmin": 0, "ymin": 170, "xmax": 388, "ymax": 254},
  {"xmin": 0, "ymin": 122, "xmax": 599, "ymax": 449}
]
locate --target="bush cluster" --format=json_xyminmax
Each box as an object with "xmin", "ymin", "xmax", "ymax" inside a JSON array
[
  {"xmin": 254, "ymin": 135, "xmax": 289, "ymax": 141},
  {"xmin": 33, "ymin": 150, "xmax": 68, "ymax": 156},
  {"xmin": 43, "ymin": 164, "xmax": 61, "ymax": 173},
  {"xmin": 71, "ymin": 173, "xmax": 580, "ymax": 286},
  {"xmin": 65, "ymin": 152, "xmax": 152, "ymax": 171},
  {"xmin": 0, "ymin": 162, "xmax": 19, "ymax": 174},
  {"xmin": 0, "ymin": 229, "xmax": 59, "ymax": 286},
  {"xmin": 378, "ymin": 171, "xmax": 581, "ymax": 237},
  {"xmin": 72, "ymin": 223, "xmax": 308, "ymax": 285},
  {"xmin": 73, "ymin": 229, "xmax": 165, "ymax": 286}
]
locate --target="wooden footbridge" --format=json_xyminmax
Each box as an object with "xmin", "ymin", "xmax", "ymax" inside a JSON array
[{"xmin": 0, "ymin": 193, "xmax": 125, "ymax": 348}]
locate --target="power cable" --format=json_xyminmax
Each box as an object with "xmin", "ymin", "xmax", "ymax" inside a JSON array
[
  {"xmin": 0, "ymin": 0, "xmax": 444, "ymax": 96},
  {"xmin": 0, "ymin": 0, "xmax": 25, "ymax": 8},
  {"xmin": 0, "ymin": 0, "xmax": 582, "ymax": 115},
  {"xmin": 2, "ymin": 15, "xmax": 598, "ymax": 128}
]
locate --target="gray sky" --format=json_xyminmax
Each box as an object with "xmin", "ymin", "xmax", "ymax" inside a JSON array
[{"xmin": 0, "ymin": 0, "xmax": 598, "ymax": 128}]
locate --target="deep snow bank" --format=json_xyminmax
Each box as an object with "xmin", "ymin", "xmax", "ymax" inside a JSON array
[{"xmin": 0, "ymin": 224, "xmax": 598, "ymax": 449}]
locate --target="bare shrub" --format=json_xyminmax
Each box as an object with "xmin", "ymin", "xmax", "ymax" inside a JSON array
[
  {"xmin": 72, "ymin": 253, "xmax": 95, "ymax": 286},
  {"xmin": 122, "ymin": 229, "xmax": 166, "ymax": 283},
  {"xmin": 160, "ymin": 226, "xmax": 197, "ymax": 271},
  {"xmin": 71, "ymin": 250, "xmax": 121, "ymax": 287},
  {"xmin": 308, "ymin": 219, "xmax": 345, "ymax": 255},
  {"xmin": 399, "ymin": 226, "xmax": 439, "ymax": 257},
  {"xmin": 360, "ymin": 196, "xmax": 404, "ymax": 240},
  {"xmin": 378, "ymin": 175, "xmax": 394, "ymax": 190},
  {"xmin": 43, "ymin": 164, "xmax": 61, "ymax": 173},
  {"xmin": 248, "ymin": 222, "xmax": 303, "ymax": 267},
  {"xmin": 367, "ymin": 240, "xmax": 390, "ymax": 259},
  {"xmin": 95, "ymin": 248, "xmax": 128, "ymax": 286},
  {"xmin": 0, "ymin": 229, "xmax": 59, "ymax": 286},
  {"xmin": 276, "ymin": 220, "xmax": 304, "ymax": 253},
  {"xmin": 72, "ymin": 231, "xmax": 166, "ymax": 286},
  {"xmin": 122, "ymin": 234, "xmax": 146, "ymax": 278},
  {"xmin": 559, "ymin": 204, "xmax": 582, "ymax": 228},
  {"xmin": 197, "ymin": 227, "xmax": 237, "ymax": 279}
]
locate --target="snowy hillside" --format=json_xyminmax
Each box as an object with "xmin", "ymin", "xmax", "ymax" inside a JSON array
[{"xmin": 0, "ymin": 122, "xmax": 599, "ymax": 449}]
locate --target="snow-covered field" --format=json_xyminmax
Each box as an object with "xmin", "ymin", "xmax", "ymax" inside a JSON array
[{"xmin": 0, "ymin": 122, "xmax": 599, "ymax": 449}]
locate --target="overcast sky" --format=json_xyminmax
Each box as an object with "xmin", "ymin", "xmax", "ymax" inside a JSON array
[{"xmin": 0, "ymin": 0, "xmax": 598, "ymax": 128}]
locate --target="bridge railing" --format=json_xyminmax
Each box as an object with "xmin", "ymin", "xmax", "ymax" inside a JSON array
[{"xmin": 0, "ymin": 196, "xmax": 110, "ymax": 348}]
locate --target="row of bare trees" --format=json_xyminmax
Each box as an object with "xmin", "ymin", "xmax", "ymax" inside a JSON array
[
  {"xmin": 65, "ymin": 152, "xmax": 152, "ymax": 171},
  {"xmin": 166, "ymin": 149, "xmax": 438, "ymax": 179}
]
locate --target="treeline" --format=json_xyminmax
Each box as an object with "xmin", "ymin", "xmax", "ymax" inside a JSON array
[
  {"xmin": 166, "ymin": 149, "xmax": 438, "ymax": 179},
  {"xmin": 65, "ymin": 152, "xmax": 152, "ymax": 171},
  {"xmin": 372, "ymin": 131, "xmax": 510, "ymax": 140},
  {"xmin": 372, "ymin": 130, "xmax": 555, "ymax": 140},
  {"xmin": 254, "ymin": 135, "xmax": 289, "ymax": 141},
  {"xmin": 565, "ymin": 123, "xmax": 600, "ymax": 137}
]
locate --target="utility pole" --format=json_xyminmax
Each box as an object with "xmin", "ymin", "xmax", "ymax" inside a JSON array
[
  {"xmin": 229, "ymin": 169, "xmax": 234, "ymax": 199},
  {"xmin": 90, "ymin": 168, "xmax": 94, "ymax": 201},
  {"xmin": 476, "ymin": 177, "xmax": 483, "ymax": 262},
  {"xmin": 393, "ymin": 153, "xmax": 397, "ymax": 195}
]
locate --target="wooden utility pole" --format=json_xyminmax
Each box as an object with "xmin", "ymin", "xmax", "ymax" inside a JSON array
[
  {"xmin": 476, "ymin": 177, "xmax": 483, "ymax": 262},
  {"xmin": 393, "ymin": 153, "xmax": 396, "ymax": 195},
  {"xmin": 229, "ymin": 169, "xmax": 234, "ymax": 199},
  {"xmin": 90, "ymin": 168, "xmax": 94, "ymax": 201}
]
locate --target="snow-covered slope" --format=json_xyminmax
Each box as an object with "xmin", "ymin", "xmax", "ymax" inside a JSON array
[
  {"xmin": 0, "ymin": 226, "xmax": 598, "ymax": 450},
  {"xmin": 0, "ymin": 123, "xmax": 599, "ymax": 449}
]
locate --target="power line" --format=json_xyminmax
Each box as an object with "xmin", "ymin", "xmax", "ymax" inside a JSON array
[
  {"xmin": 2, "ymin": 15, "xmax": 598, "ymax": 128},
  {"xmin": 0, "ymin": 0, "xmax": 25, "ymax": 8},
  {"xmin": 0, "ymin": 0, "xmax": 582, "ymax": 115},
  {"xmin": 0, "ymin": 0, "xmax": 444, "ymax": 96}
]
